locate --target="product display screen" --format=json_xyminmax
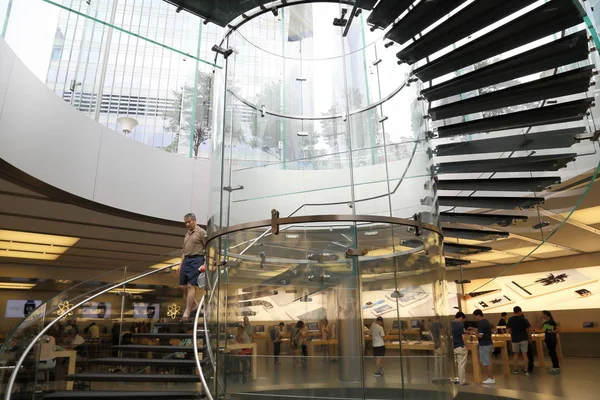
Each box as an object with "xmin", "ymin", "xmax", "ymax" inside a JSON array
[
  {"xmin": 81, "ymin": 302, "xmax": 112, "ymax": 319},
  {"xmin": 5, "ymin": 300, "xmax": 42, "ymax": 318},
  {"xmin": 133, "ymin": 303, "xmax": 160, "ymax": 319}
]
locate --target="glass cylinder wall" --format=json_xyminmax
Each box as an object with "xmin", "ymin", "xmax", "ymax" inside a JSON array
[
  {"xmin": 207, "ymin": 3, "xmax": 450, "ymax": 399},
  {"xmin": 208, "ymin": 2, "xmax": 436, "ymax": 231},
  {"xmin": 206, "ymin": 218, "xmax": 450, "ymax": 399}
]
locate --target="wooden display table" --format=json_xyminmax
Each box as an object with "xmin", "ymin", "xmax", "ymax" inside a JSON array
[
  {"xmin": 226, "ymin": 343, "xmax": 257, "ymax": 380},
  {"xmin": 385, "ymin": 340, "xmax": 435, "ymax": 351},
  {"xmin": 54, "ymin": 350, "xmax": 77, "ymax": 390},
  {"xmin": 465, "ymin": 340, "xmax": 510, "ymax": 383},
  {"xmin": 307, "ymin": 339, "xmax": 338, "ymax": 358}
]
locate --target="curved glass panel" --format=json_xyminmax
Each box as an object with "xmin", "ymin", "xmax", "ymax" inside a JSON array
[{"xmin": 205, "ymin": 218, "xmax": 450, "ymax": 400}]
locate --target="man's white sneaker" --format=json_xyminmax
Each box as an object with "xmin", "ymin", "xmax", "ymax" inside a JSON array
[{"xmin": 482, "ymin": 378, "xmax": 495, "ymax": 384}]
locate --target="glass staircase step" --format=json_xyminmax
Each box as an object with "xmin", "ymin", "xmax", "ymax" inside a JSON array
[
  {"xmin": 442, "ymin": 227, "xmax": 509, "ymax": 241},
  {"xmin": 366, "ymin": 0, "xmax": 412, "ymax": 30},
  {"xmin": 438, "ymin": 196, "xmax": 544, "ymax": 210},
  {"xmin": 436, "ymin": 177, "xmax": 561, "ymax": 192},
  {"xmin": 440, "ymin": 212, "xmax": 528, "ymax": 226}
]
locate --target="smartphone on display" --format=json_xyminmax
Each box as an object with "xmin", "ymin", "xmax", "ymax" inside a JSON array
[{"xmin": 507, "ymin": 269, "xmax": 597, "ymax": 298}]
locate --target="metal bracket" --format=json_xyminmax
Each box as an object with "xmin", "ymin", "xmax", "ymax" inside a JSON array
[
  {"xmin": 271, "ymin": 209, "xmax": 280, "ymax": 234},
  {"xmin": 413, "ymin": 213, "xmax": 422, "ymax": 237},
  {"xmin": 346, "ymin": 248, "xmax": 369, "ymax": 257},
  {"xmin": 223, "ymin": 185, "xmax": 244, "ymax": 192}
]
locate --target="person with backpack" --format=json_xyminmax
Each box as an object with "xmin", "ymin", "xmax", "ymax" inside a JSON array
[
  {"xmin": 291, "ymin": 321, "xmax": 308, "ymax": 366},
  {"xmin": 271, "ymin": 322, "xmax": 285, "ymax": 364}
]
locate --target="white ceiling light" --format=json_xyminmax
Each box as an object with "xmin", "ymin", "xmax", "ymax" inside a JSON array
[
  {"xmin": 0, "ymin": 282, "xmax": 36, "ymax": 290},
  {"xmin": 0, "ymin": 230, "xmax": 79, "ymax": 261}
]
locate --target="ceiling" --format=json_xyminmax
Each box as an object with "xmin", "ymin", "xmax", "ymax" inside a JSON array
[{"xmin": 0, "ymin": 175, "xmax": 186, "ymax": 280}]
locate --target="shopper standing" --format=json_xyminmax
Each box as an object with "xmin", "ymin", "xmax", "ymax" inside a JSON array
[
  {"xmin": 497, "ymin": 312, "xmax": 508, "ymax": 334},
  {"xmin": 271, "ymin": 322, "xmax": 285, "ymax": 364},
  {"xmin": 430, "ymin": 315, "xmax": 443, "ymax": 378},
  {"xmin": 370, "ymin": 316, "xmax": 386, "ymax": 376},
  {"xmin": 507, "ymin": 306, "xmax": 532, "ymax": 375},
  {"xmin": 470, "ymin": 309, "xmax": 495, "ymax": 384},
  {"xmin": 243, "ymin": 316, "xmax": 255, "ymax": 342},
  {"xmin": 451, "ymin": 312, "xmax": 468, "ymax": 386},
  {"xmin": 179, "ymin": 213, "xmax": 206, "ymax": 321},
  {"xmin": 541, "ymin": 310, "xmax": 561, "ymax": 374}
]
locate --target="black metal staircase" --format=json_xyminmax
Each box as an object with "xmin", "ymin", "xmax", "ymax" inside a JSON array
[
  {"xmin": 43, "ymin": 319, "xmax": 209, "ymax": 399},
  {"xmin": 368, "ymin": 0, "xmax": 596, "ymax": 262}
]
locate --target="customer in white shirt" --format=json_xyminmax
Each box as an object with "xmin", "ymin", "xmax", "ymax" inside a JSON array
[{"xmin": 370, "ymin": 316, "xmax": 386, "ymax": 376}]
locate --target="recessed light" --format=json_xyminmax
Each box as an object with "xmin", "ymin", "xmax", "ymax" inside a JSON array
[
  {"xmin": 364, "ymin": 231, "xmax": 378, "ymax": 236},
  {"xmin": 0, "ymin": 282, "xmax": 36, "ymax": 290}
]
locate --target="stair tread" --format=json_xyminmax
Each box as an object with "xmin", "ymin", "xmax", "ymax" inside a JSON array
[
  {"xmin": 421, "ymin": 31, "xmax": 589, "ymax": 102},
  {"xmin": 397, "ymin": 0, "xmax": 537, "ymax": 65},
  {"xmin": 112, "ymin": 344, "xmax": 205, "ymax": 352},
  {"xmin": 436, "ymin": 99, "xmax": 593, "ymax": 139},
  {"xmin": 429, "ymin": 66, "xmax": 594, "ymax": 121},
  {"xmin": 412, "ymin": 0, "xmax": 582, "ymax": 81},
  {"xmin": 435, "ymin": 127, "xmax": 586, "ymax": 157},
  {"xmin": 436, "ymin": 154, "xmax": 577, "ymax": 174},
  {"xmin": 366, "ymin": 0, "xmax": 412, "ymax": 30},
  {"xmin": 437, "ymin": 177, "xmax": 561, "ymax": 192},
  {"xmin": 438, "ymin": 196, "xmax": 544, "ymax": 210},
  {"xmin": 65, "ymin": 372, "xmax": 199, "ymax": 382},
  {"xmin": 133, "ymin": 332, "xmax": 205, "ymax": 339},
  {"xmin": 44, "ymin": 391, "xmax": 199, "ymax": 399},
  {"xmin": 88, "ymin": 357, "xmax": 204, "ymax": 365}
]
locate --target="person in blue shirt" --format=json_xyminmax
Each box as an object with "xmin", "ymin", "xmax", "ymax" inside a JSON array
[{"xmin": 451, "ymin": 312, "xmax": 467, "ymax": 385}]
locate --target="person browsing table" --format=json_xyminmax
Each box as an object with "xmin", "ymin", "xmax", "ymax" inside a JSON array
[
  {"xmin": 469, "ymin": 309, "xmax": 495, "ymax": 384},
  {"xmin": 179, "ymin": 213, "xmax": 206, "ymax": 321}
]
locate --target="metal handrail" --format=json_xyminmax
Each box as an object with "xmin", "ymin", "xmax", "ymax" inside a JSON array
[
  {"xmin": 193, "ymin": 296, "xmax": 213, "ymax": 400},
  {"xmin": 4, "ymin": 262, "xmax": 182, "ymax": 400}
]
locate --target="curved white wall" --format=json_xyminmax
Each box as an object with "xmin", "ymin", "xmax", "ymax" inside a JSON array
[{"xmin": 0, "ymin": 38, "xmax": 209, "ymax": 223}]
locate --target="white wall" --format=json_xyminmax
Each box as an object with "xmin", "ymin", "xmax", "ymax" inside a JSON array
[{"xmin": 0, "ymin": 38, "xmax": 210, "ymax": 223}]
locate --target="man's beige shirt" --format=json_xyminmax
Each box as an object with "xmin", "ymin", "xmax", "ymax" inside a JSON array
[{"xmin": 183, "ymin": 226, "xmax": 207, "ymax": 256}]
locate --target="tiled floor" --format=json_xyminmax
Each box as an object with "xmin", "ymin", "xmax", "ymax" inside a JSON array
[{"xmin": 32, "ymin": 354, "xmax": 600, "ymax": 399}]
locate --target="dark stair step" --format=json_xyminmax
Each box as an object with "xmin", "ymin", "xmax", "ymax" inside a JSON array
[
  {"xmin": 64, "ymin": 372, "xmax": 199, "ymax": 383},
  {"xmin": 444, "ymin": 242, "xmax": 492, "ymax": 255},
  {"xmin": 385, "ymin": 0, "xmax": 468, "ymax": 45},
  {"xmin": 88, "ymin": 357, "xmax": 206, "ymax": 366},
  {"xmin": 445, "ymin": 257, "xmax": 472, "ymax": 267},
  {"xmin": 429, "ymin": 66, "xmax": 594, "ymax": 121},
  {"xmin": 436, "ymin": 98, "xmax": 593, "ymax": 138},
  {"xmin": 436, "ymin": 154, "xmax": 576, "ymax": 174},
  {"xmin": 435, "ymin": 127, "xmax": 587, "ymax": 157},
  {"xmin": 442, "ymin": 228, "xmax": 509, "ymax": 241},
  {"xmin": 153, "ymin": 321, "xmax": 202, "ymax": 328},
  {"xmin": 133, "ymin": 332, "xmax": 205, "ymax": 339},
  {"xmin": 439, "ymin": 196, "xmax": 544, "ymax": 210},
  {"xmin": 440, "ymin": 212, "xmax": 527, "ymax": 226},
  {"xmin": 412, "ymin": 0, "xmax": 583, "ymax": 81},
  {"xmin": 396, "ymin": 0, "xmax": 537, "ymax": 65},
  {"xmin": 43, "ymin": 391, "xmax": 199, "ymax": 399},
  {"xmin": 436, "ymin": 177, "xmax": 561, "ymax": 192},
  {"xmin": 420, "ymin": 30, "xmax": 590, "ymax": 102},
  {"xmin": 112, "ymin": 345, "xmax": 205, "ymax": 353},
  {"xmin": 366, "ymin": 0, "xmax": 412, "ymax": 30}
]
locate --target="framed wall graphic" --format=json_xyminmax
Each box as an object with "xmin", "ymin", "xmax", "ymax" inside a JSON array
[
  {"xmin": 81, "ymin": 302, "xmax": 112, "ymax": 319},
  {"xmin": 463, "ymin": 266, "xmax": 600, "ymax": 313},
  {"xmin": 133, "ymin": 303, "xmax": 160, "ymax": 319},
  {"xmin": 506, "ymin": 269, "xmax": 597, "ymax": 299},
  {"xmin": 5, "ymin": 300, "xmax": 42, "ymax": 318}
]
